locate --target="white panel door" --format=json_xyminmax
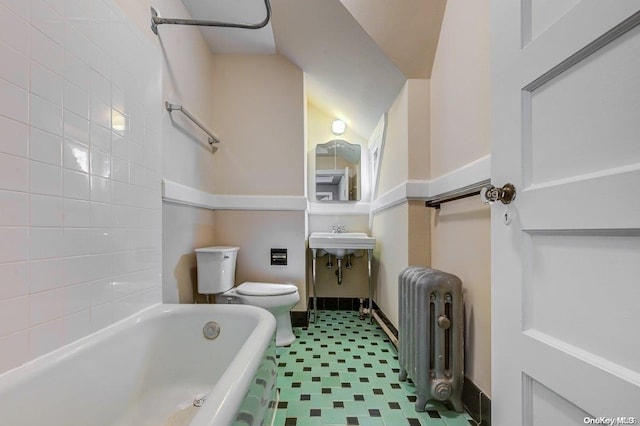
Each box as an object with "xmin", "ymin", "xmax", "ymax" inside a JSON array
[{"xmin": 491, "ymin": 1, "xmax": 640, "ymax": 425}]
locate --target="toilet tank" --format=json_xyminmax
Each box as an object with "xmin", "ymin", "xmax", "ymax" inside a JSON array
[{"xmin": 195, "ymin": 246, "xmax": 239, "ymax": 295}]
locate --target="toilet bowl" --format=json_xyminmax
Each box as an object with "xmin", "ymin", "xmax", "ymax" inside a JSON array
[
  {"xmin": 222, "ymin": 282, "xmax": 299, "ymax": 346},
  {"xmin": 195, "ymin": 246, "xmax": 300, "ymax": 346}
]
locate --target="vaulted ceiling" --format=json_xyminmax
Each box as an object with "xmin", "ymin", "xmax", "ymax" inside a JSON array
[{"xmin": 179, "ymin": 0, "xmax": 446, "ymax": 139}]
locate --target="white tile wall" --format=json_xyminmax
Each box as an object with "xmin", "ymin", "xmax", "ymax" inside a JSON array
[
  {"xmin": 0, "ymin": 79, "xmax": 28, "ymax": 123},
  {"xmin": 0, "ymin": 0, "xmax": 162, "ymax": 374},
  {"xmin": 0, "ymin": 115, "xmax": 29, "ymax": 157}
]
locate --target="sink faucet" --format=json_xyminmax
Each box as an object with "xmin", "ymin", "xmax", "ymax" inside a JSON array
[{"xmin": 331, "ymin": 224, "xmax": 346, "ymax": 233}]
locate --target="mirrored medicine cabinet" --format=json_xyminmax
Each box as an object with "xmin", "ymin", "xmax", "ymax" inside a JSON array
[{"xmin": 315, "ymin": 140, "xmax": 361, "ymax": 201}]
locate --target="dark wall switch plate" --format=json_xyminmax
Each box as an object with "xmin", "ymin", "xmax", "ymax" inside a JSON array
[{"xmin": 271, "ymin": 248, "xmax": 287, "ymax": 265}]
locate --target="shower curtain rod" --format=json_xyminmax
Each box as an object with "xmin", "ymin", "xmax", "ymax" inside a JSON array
[{"xmin": 150, "ymin": 0, "xmax": 271, "ymax": 35}]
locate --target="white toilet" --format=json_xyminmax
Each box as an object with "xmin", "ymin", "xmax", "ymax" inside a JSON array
[{"xmin": 195, "ymin": 246, "xmax": 300, "ymax": 346}]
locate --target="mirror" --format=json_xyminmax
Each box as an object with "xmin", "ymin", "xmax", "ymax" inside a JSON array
[{"xmin": 315, "ymin": 139, "xmax": 361, "ymax": 201}]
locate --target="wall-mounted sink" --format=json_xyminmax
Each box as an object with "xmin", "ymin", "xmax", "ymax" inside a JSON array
[
  {"xmin": 309, "ymin": 232, "xmax": 376, "ymax": 259},
  {"xmin": 308, "ymin": 231, "xmax": 376, "ymax": 324}
]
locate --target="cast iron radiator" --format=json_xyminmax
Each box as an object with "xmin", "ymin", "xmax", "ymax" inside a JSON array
[{"xmin": 398, "ymin": 266, "xmax": 464, "ymax": 412}]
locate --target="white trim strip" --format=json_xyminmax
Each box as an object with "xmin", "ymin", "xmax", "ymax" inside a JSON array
[
  {"xmin": 370, "ymin": 181, "xmax": 429, "ymax": 214},
  {"xmin": 406, "ymin": 179, "xmax": 431, "ymax": 199},
  {"xmin": 429, "ymin": 155, "xmax": 491, "ymax": 196},
  {"xmin": 307, "ymin": 202, "xmax": 371, "ymax": 215},
  {"xmin": 162, "ymin": 179, "xmax": 307, "ymax": 211},
  {"xmin": 163, "ymin": 155, "xmax": 490, "ymax": 214},
  {"xmin": 371, "ymin": 155, "xmax": 491, "ymax": 215}
]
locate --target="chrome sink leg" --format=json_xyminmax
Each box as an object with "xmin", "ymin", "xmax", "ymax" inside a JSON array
[
  {"xmin": 311, "ymin": 248, "xmax": 318, "ymax": 323},
  {"xmin": 367, "ymin": 249, "xmax": 373, "ymax": 323}
]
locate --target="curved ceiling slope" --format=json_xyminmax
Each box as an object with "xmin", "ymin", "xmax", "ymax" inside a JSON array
[
  {"xmin": 270, "ymin": 0, "xmax": 405, "ymax": 139},
  {"xmin": 339, "ymin": 0, "xmax": 446, "ymax": 79},
  {"xmin": 179, "ymin": 0, "xmax": 407, "ymax": 139}
]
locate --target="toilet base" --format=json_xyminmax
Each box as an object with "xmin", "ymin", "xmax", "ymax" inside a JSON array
[
  {"xmin": 275, "ymin": 311, "xmax": 296, "ymax": 346},
  {"xmin": 217, "ymin": 284, "xmax": 299, "ymax": 347}
]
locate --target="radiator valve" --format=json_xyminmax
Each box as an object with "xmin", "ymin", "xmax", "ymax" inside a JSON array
[{"xmin": 437, "ymin": 315, "xmax": 451, "ymax": 329}]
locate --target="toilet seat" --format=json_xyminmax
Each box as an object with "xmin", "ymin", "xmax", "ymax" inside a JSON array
[{"xmin": 237, "ymin": 282, "xmax": 298, "ymax": 296}]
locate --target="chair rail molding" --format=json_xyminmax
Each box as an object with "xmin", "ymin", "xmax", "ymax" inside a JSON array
[
  {"xmin": 163, "ymin": 156, "xmax": 490, "ymax": 214},
  {"xmin": 371, "ymin": 155, "xmax": 491, "ymax": 215},
  {"xmin": 307, "ymin": 201, "xmax": 371, "ymax": 215},
  {"xmin": 429, "ymin": 155, "xmax": 491, "ymax": 197},
  {"xmin": 162, "ymin": 179, "xmax": 307, "ymax": 211}
]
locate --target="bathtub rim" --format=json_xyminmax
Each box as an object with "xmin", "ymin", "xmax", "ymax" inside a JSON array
[
  {"xmin": 0, "ymin": 303, "xmax": 277, "ymax": 426},
  {"xmin": 189, "ymin": 303, "xmax": 276, "ymax": 426}
]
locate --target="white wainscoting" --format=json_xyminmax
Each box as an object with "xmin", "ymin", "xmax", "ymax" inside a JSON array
[
  {"xmin": 162, "ymin": 179, "xmax": 308, "ymax": 211},
  {"xmin": 428, "ymin": 155, "xmax": 491, "ymax": 197},
  {"xmin": 307, "ymin": 202, "xmax": 371, "ymax": 215}
]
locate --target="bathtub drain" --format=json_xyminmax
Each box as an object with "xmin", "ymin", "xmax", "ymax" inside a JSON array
[{"xmin": 202, "ymin": 321, "xmax": 220, "ymax": 340}]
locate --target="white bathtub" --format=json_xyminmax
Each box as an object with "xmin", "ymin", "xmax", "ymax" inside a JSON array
[{"xmin": 0, "ymin": 304, "xmax": 277, "ymax": 426}]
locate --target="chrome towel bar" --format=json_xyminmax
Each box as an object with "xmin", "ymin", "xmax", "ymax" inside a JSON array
[
  {"xmin": 165, "ymin": 101, "xmax": 220, "ymax": 146},
  {"xmin": 424, "ymin": 179, "xmax": 491, "ymax": 209}
]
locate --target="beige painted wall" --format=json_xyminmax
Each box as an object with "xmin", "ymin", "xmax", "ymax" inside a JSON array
[
  {"xmin": 202, "ymin": 55, "xmax": 306, "ymax": 308},
  {"xmin": 375, "ymin": 79, "xmax": 430, "ymax": 196},
  {"xmin": 118, "ymin": 3, "xmax": 307, "ymax": 308},
  {"xmin": 308, "ymin": 102, "xmax": 367, "ymax": 147},
  {"xmin": 162, "ymin": 203, "xmax": 216, "ymax": 303},
  {"xmin": 371, "ymin": 80, "xmax": 431, "ymax": 325},
  {"xmin": 307, "ymin": 102, "xmax": 367, "ymax": 201},
  {"xmin": 371, "ymin": 202, "xmax": 431, "ymax": 326},
  {"xmin": 211, "ymin": 55, "xmax": 304, "ymax": 196},
  {"xmin": 429, "ymin": 0, "xmax": 492, "ymax": 397},
  {"xmin": 170, "ymin": 52, "xmax": 307, "ymax": 302},
  {"xmin": 371, "ymin": 203, "xmax": 408, "ymax": 325},
  {"xmin": 214, "ymin": 211, "xmax": 306, "ymax": 311},
  {"xmin": 430, "ymin": 0, "xmax": 490, "ymax": 177},
  {"xmin": 408, "ymin": 201, "xmax": 431, "ymax": 267},
  {"xmin": 407, "ymin": 81, "xmax": 431, "ymax": 181},
  {"xmin": 306, "ymin": 103, "xmax": 373, "ymax": 304},
  {"xmin": 376, "ymin": 84, "xmax": 409, "ymax": 195},
  {"xmin": 307, "ymin": 214, "xmax": 370, "ymax": 300},
  {"xmin": 431, "ymin": 198, "xmax": 491, "ymax": 395}
]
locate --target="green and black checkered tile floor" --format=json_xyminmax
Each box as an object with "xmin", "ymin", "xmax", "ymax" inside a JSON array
[{"xmin": 273, "ymin": 310, "xmax": 474, "ymax": 426}]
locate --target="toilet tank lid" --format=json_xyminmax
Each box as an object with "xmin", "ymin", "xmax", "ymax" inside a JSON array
[
  {"xmin": 195, "ymin": 246, "xmax": 240, "ymax": 253},
  {"xmin": 237, "ymin": 282, "xmax": 298, "ymax": 296}
]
